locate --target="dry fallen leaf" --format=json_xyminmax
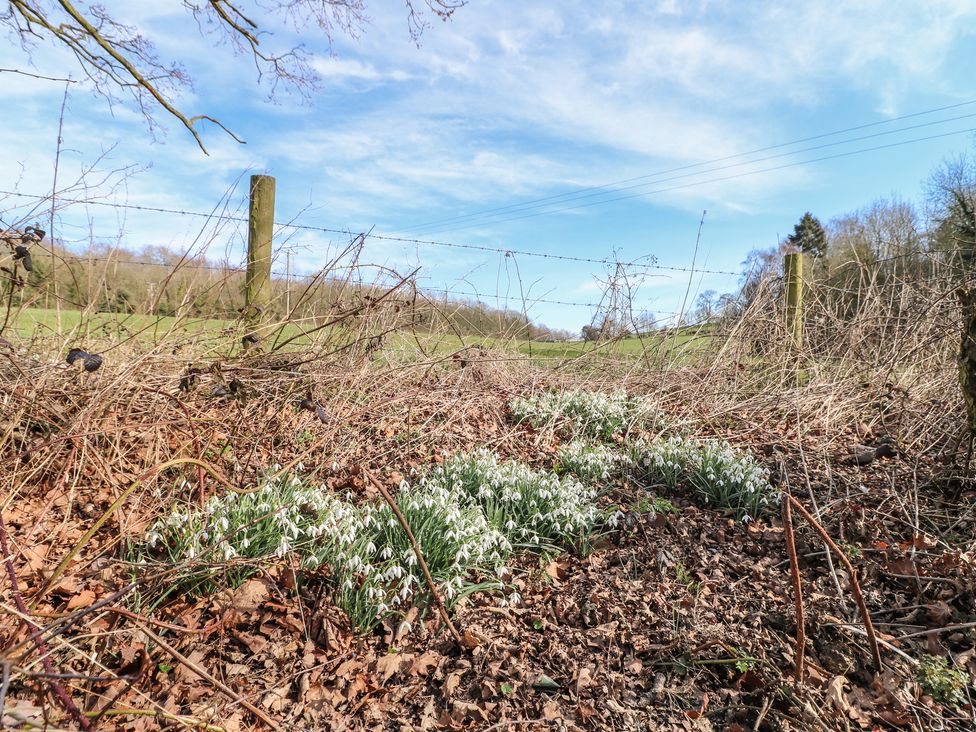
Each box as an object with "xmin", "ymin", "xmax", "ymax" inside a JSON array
[
  {"xmin": 66, "ymin": 588, "xmax": 97, "ymax": 610},
  {"xmin": 410, "ymin": 650, "xmax": 440, "ymax": 676},
  {"xmin": 376, "ymin": 652, "xmax": 407, "ymax": 683},
  {"xmin": 228, "ymin": 577, "xmax": 270, "ymax": 613}
]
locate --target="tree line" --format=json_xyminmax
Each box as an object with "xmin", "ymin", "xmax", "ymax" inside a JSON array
[{"xmin": 0, "ymin": 239, "xmax": 574, "ymax": 341}]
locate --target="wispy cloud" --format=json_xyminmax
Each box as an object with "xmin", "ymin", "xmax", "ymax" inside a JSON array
[{"xmin": 2, "ymin": 0, "xmax": 975, "ymax": 329}]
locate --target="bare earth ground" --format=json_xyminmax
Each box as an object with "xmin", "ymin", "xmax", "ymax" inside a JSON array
[{"xmin": 2, "ymin": 343, "xmax": 975, "ymax": 731}]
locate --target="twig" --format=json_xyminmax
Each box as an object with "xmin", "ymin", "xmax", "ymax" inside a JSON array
[
  {"xmin": 50, "ymin": 78, "xmax": 70, "ymax": 330},
  {"xmin": 787, "ymin": 495, "xmax": 883, "ymax": 673},
  {"xmin": 104, "ymin": 605, "xmax": 219, "ymax": 635},
  {"xmin": 482, "ymin": 720, "xmax": 548, "ymax": 731},
  {"xmin": 782, "ymin": 488, "xmax": 806, "ymax": 682},
  {"xmin": 136, "ymin": 624, "xmax": 281, "ymax": 730},
  {"xmin": 893, "ymin": 621, "xmax": 976, "ymax": 640},
  {"xmin": 0, "ymin": 67, "xmax": 78, "ymax": 83},
  {"xmin": 826, "ymin": 619, "xmax": 919, "ymax": 666},
  {"xmin": 0, "ymin": 513, "xmax": 93, "ymax": 730},
  {"xmin": 753, "ymin": 696, "xmax": 773, "ymax": 732},
  {"xmin": 88, "ymin": 708, "xmax": 226, "ymax": 731},
  {"xmin": 363, "ymin": 468, "xmax": 464, "ymax": 646}
]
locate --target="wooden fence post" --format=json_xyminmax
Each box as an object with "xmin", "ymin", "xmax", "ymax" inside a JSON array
[
  {"xmin": 785, "ymin": 251, "xmax": 803, "ymax": 351},
  {"xmin": 244, "ymin": 174, "xmax": 275, "ymax": 336}
]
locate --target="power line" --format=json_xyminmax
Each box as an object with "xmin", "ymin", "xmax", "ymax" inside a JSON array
[
  {"xmin": 11, "ymin": 122, "xmax": 969, "ymax": 275},
  {"xmin": 411, "ymin": 111, "xmax": 976, "ymax": 235},
  {"xmin": 416, "ymin": 125, "xmax": 976, "ymax": 234},
  {"xmin": 393, "ymin": 98, "xmax": 976, "ymax": 235}
]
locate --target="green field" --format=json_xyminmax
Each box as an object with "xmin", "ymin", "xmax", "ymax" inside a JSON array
[{"xmin": 4, "ymin": 306, "xmax": 717, "ymax": 362}]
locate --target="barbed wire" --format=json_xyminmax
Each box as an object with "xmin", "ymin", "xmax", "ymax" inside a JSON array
[
  {"xmin": 22, "ymin": 252, "xmax": 691, "ymax": 313},
  {"xmin": 0, "ymin": 190, "xmax": 743, "ymax": 276}
]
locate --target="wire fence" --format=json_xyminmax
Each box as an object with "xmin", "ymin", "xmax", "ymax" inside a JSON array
[
  {"xmin": 3, "ymin": 170, "xmax": 972, "ymax": 354},
  {"xmin": 1, "ymin": 185, "xmax": 743, "ymax": 333}
]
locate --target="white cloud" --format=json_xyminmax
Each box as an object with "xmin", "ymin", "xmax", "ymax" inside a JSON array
[
  {"xmin": 311, "ymin": 56, "xmax": 405, "ymax": 83},
  {"xmin": 3, "ymin": 0, "xmax": 976, "ymax": 330}
]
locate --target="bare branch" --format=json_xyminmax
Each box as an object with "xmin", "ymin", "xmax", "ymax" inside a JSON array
[{"xmin": 2, "ymin": 0, "xmax": 467, "ymax": 149}]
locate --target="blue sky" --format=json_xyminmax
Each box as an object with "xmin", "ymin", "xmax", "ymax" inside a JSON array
[{"xmin": 2, "ymin": 0, "xmax": 976, "ymax": 332}]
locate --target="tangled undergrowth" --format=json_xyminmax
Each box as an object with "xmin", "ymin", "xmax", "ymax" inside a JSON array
[
  {"xmin": 2, "ymin": 328, "xmax": 975, "ymax": 731},
  {"xmin": 136, "ymin": 392, "xmax": 774, "ymax": 636}
]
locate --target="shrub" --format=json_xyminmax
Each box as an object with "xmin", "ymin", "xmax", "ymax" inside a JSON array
[
  {"xmin": 510, "ymin": 389, "xmax": 661, "ymax": 440},
  {"xmin": 556, "ymin": 440, "xmax": 624, "ymax": 483},
  {"xmin": 425, "ymin": 449, "xmax": 602, "ymax": 550}
]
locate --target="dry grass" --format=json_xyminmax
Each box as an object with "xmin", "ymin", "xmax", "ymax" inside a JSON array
[{"xmin": 1, "ymin": 249, "xmax": 974, "ymax": 730}]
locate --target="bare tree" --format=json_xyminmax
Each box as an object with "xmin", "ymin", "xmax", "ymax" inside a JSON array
[{"xmin": 2, "ymin": 0, "xmax": 466, "ymax": 151}]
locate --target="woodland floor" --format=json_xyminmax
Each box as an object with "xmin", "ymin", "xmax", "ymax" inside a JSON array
[{"xmin": 2, "ymin": 350, "xmax": 975, "ymax": 731}]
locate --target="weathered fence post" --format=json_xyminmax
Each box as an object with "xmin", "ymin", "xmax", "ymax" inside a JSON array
[
  {"xmin": 244, "ymin": 174, "xmax": 275, "ymax": 337},
  {"xmin": 785, "ymin": 251, "xmax": 803, "ymax": 351}
]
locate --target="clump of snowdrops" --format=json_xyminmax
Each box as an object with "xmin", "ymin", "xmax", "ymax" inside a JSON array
[
  {"xmin": 556, "ymin": 440, "xmax": 625, "ymax": 483},
  {"xmin": 629, "ymin": 437, "xmax": 775, "ymax": 520},
  {"xmin": 138, "ymin": 447, "xmax": 607, "ymax": 630},
  {"xmin": 510, "ymin": 389, "xmax": 663, "ymax": 440}
]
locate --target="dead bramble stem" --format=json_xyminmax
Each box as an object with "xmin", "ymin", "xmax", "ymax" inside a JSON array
[
  {"xmin": 363, "ymin": 467, "xmax": 465, "ymax": 646},
  {"xmin": 786, "ymin": 494, "xmax": 883, "ymax": 674},
  {"xmin": 781, "ymin": 487, "xmax": 806, "ymax": 682},
  {"xmin": 0, "ymin": 512, "xmax": 94, "ymax": 730}
]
